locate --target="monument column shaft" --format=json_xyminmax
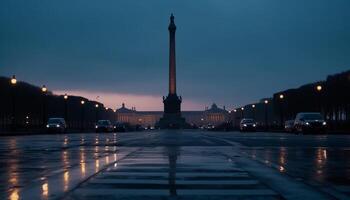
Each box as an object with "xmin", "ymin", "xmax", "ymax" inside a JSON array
[
  {"xmin": 159, "ymin": 14, "xmax": 185, "ymax": 129},
  {"xmin": 169, "ymin": 23, "xmax": 176, "ymax": 95}
]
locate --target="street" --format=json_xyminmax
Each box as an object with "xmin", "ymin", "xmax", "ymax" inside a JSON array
[{"xmin": 1, "ymin": 131, "xmax": 350, "ymax": 200}]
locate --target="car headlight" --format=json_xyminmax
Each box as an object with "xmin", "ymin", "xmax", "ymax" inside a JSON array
[
  {"xmin": 243, "ymin": 124, "xmax": 247, "ymax": 127},
  {"xmin": 322, "ymin": 122, "xmax": 327, "ymax": 126},
  {"xmin": 46, "ymin": 124, "xmax": 49, "ymax": 128},
  {"xmin": 305, "ymin": 122, "xmax": 310, "ymax": 125},
  {"xmin": 56, "ymin": 124, "xmax": 60, "ymax": 128}
]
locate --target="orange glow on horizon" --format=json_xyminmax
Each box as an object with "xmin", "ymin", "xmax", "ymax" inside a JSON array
[{"xmin": 54, "ymin": 90, "xmax": 207, "ymax": 111}]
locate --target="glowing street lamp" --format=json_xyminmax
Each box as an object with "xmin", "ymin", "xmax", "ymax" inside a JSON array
[
  {"xmin": 63, "ymin": 94, "xmax": 68, "ymax": 122},
  {"xmin": 41, "ymin": 85, "xmax": 48, "ymax": 127},
  {"xmin": 10, "ymin": 75, "xmax": 17, "ymax": 130},
  {"xmin": 316, "ymin": 84, "xmax": 323, "ymax": 112},
  {"xmin": 80, "ymin": 100, "xmax": 85, "ymax": 132},
  {"xmin": 95, "ymin": 104, "xmax": 99, "ymax": 122},
  {"xmin": 252, "ymin": 104, "xmax": 256, "ymax": 119},
  {"xmin": 11, "ymin": 75, "xmax": 17, "ymax": 85},
  {"xmin": 42, "ymin": 85, "xmax": 47, "ymax": 93},
  {"xmin": 316, "ymin": 85, "xmax": 322, "ymax": 92},
  {"xmin": 279, "ymin": 94, "xmax": 285, "ymax": 128},
  {"xmin": 264, "ymin": 100, "xmax": 269, "ymax": 130}
]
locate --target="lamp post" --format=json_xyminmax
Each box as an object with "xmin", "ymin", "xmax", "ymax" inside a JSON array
[
  {"xmin": 95, "ymin": 104, "xmax": 99, "ymax": 122},
  {"xmin": 113, "ymin": 109, "xmax": 117, "ymax": 122},
  {"xmin": 279, "ymin": 94, "xmax": 284, "ymax": 129},
  {"xmin": 41, "ymin": 85, "xmax": 48, "ymax": 127},
  {"xmin": 80, "ymin": 100, "xmax": 85, "ymax": 132},
  {"xmin": 241, "ymin": 107, "xmax": 244, "ymax": 119},
  {"xmin": 252, "ymin": 104, "xmax": 256, "ymax": 119},
  {"xmin": 264, "ymin": 100, "xmax": 269, "ymax": 130},
  {"xmin": 105, "ymin": 107, "xmax": 109, "ymax": 122},
  {"xmin": 64, "ymin": 94, "xmax": 68, "ymax": 123},
  {"xmin": 233, "ymin": 109, "xmax": 237, "ymax": 128},
  {"xmin": 316, "ymin": 85, "xmax": 322, "ymax": 112},
  {"xmin": 10, "ymin": 75, "xmax": 17, "ymax": 131}
]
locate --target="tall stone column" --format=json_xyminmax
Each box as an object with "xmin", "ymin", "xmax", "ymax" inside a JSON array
[
  {"xmin": 169, "ymin": 14, "xmax": 176, "ymax": 95},
  {"xmin": 159, "ymin": 14, "xmax": 186, "ymax": 129}
]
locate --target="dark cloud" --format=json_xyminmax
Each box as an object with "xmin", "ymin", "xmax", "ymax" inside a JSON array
[{"xmin": 1, "ymin": 0, "xmax": 349, "ymax": 108}]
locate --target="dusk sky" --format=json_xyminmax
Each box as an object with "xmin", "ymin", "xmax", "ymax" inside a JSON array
[{"xmin": 1, "ymin": 0, "xmax": 349, "ymax": 110}]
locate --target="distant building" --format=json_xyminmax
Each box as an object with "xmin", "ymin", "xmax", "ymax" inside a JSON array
[
  {"xmin": 202, "ymin": 104, "xmax": 229, "ymax": 125},
  {"xmin": 116, "ymin": 103, "xmax": 229, "ymax": 127}
]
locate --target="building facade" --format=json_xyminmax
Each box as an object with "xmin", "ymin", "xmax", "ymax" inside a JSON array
[{"xmin": 116, "ymin": 103, "xmax": 229, "ymax": 128}]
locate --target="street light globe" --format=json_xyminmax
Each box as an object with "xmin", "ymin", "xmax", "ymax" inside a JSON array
[
  {"xmin": 264, "ymin": 100, "xmax": 269, "ymax": 104},
  {"xmin": 10, "ymin": 75, "xmax": 17, "ymax": 85},
  {"xmin": 81, "ymin": 100, "xmax": 85, "ymax": 105},
  {"xmin": 95, "ymin": 104, "xmax": 99, "ymax": 108},
  {"xmin": 316, "ymin": 85, "xmax": 322, "ymax": 92},
  {"xmin": 279, "ymin": 94, "xmax": 284, "ymax": 99},
  {"xmin": 241, "ymin": 107, "xmax": 244, "ymax": 111},
  {"xmin": 42, "ymin": 85, "xmax": 47, "ymax": 93},
  {"xmin": 64, "ymin": 94, "xmax": 68, "ymax": 100},
  {"xmin": 233, "ymin": 109, "xmax": 237, "ymax": 112},
  {"xmin": 252, "ymin": 104, "xmax": 256, "ymax": 108},
  {"xmin": 105, "ymin": 107, "xmax": 109, "ymax": 111}
]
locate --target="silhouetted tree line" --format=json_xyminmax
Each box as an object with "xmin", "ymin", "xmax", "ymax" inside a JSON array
[
  {"xmin": 272, "ymin": 70, "xmax": 350, "ymax": 130},
  {"xmin": 228, "ymin": 70, "xmax": 350, "ymax": 131},
  {"xmin": 0, "ymin": 77, "xmax": 116, "ymax": 132},
  {"xmin": 229, "ymin": 99, "xmax": 277, "ymax": 130}
]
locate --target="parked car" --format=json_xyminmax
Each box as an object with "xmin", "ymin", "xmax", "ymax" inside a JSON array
[
  {"xmin": 95, "ymin": 120, "xmax": 113, "ymax": 133},
  {"xmin": 240, "ymin": 118, "xmax": 257, "ymax": 132},
  {"xmin": 294, "ymin": 112, "xmax": 327, "ymax": 134},
  {"xmin": 284, "ymin": 120, "xmax": 295, "ymax": 133},
  {"xmin": 46, "ymin": 118, "xmax": 66, "ymax": 133},
  {"xmin": 206, "ymin": 124, "xmax": 215, "ymax": 130},
  {"xmin": 113, "ymin": 122, "xmax": 126, "ymax": 132}
]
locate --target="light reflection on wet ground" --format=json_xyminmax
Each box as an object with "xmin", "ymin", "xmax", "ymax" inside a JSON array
[
  {"xmin": 210, "ymin": 132, "xmax": 350, "ymax": 196},
  {"xmin": 1, "ymin": 131, "xmax": 350, "ymax": 199},
  {"xmin": 244, "ymin": 146, "xmax": 350, "ymax": 184},
  {"xmin": 68, "ymin": 145, "xmax": 280, "ymax": 199},
  {"xmin": 0, "ymin": 132, "xmax": 146, "ymax": 200}
]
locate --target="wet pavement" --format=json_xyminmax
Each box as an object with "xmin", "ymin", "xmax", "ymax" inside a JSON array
[{"xmin": 0, "ymin": 130, "xmax": 350, "ymax": 199}]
